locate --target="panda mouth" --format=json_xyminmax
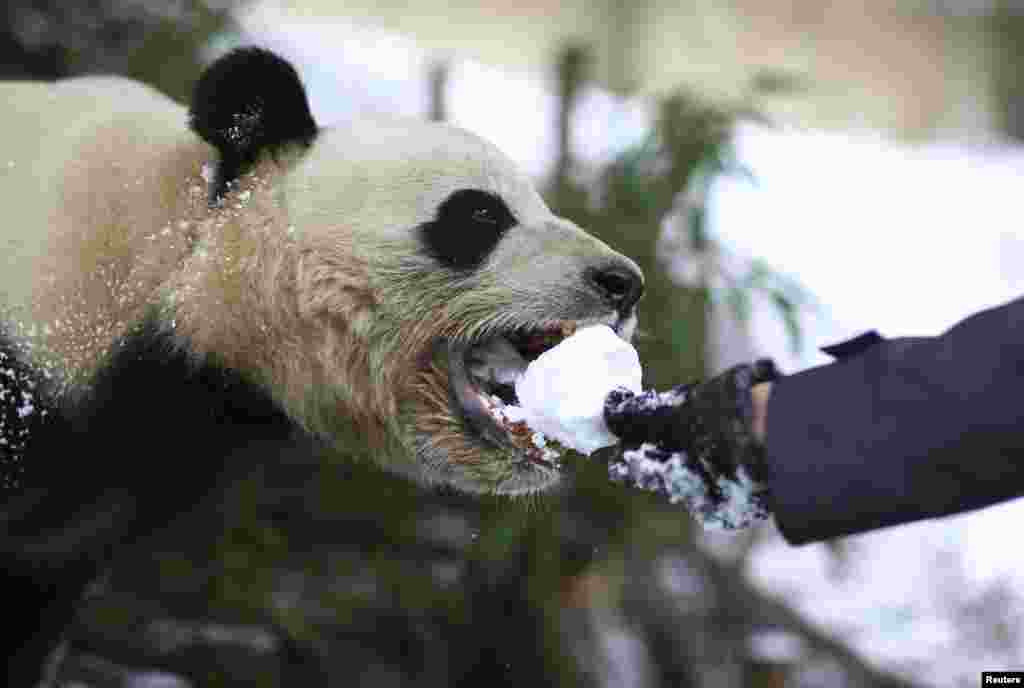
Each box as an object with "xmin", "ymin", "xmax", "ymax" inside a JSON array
[{"xmin": 447, "ymin": 321, "xmax": 579, "ymax": 469}]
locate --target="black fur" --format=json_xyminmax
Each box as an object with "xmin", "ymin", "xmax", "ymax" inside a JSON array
[
  {"xmin": 2, "ymin": 313, "xmax": 301, "ymax": 687},
  {"xmin": 189, "ymin": 47, "xmax": 318, "ymax": 200},
  {"xmin": 419, "ymin": 189, "xmax": 517, "ymax": 271},
  {"xmin": 0, "ymin": 331, "xmax": 59, "ymax": 501}
]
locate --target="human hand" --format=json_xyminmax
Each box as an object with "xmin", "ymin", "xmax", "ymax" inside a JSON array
[
  {"xmin": 602, "ymin": 360, "xmax": 779, "ymax": 530},
  {"xmin": 751, "ymin": 381, "xmax": 772, "ymax": 444}
]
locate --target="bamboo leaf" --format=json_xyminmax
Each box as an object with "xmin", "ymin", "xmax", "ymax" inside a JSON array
[
  {"xmin": 770, "ymin": 290, "xmax": 803, "ymax": 354},
  {"xmin": 726, "ymin": 286, "xmax": 752, "ymax": 324}
]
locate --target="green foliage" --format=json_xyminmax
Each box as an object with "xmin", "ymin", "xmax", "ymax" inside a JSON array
[
  {"xmin": 661, "ymin": 121, "xmax": 814, "ymax": 357},
  {"xmin": 120, "ymin": 3, "xmax": 232, "ymax": 105},
  {"xmin": 554, "ymin": 85, "xmax": 815, "ymax": 384},
  {"xmin": 713, "ymin": 256, "xmax": 815, "ymax": 356}
]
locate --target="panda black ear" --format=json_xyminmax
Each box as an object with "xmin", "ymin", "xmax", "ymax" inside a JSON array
[{"xmin": 189, "ymin": 47, "xmax": 318, "ymax": 196}]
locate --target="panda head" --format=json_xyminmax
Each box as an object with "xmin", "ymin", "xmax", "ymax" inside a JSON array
[{"xmin": 182, "ymin": 48, "xmax": 643, "ymax": 495}]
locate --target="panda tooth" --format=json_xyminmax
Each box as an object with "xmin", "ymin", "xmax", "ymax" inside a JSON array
[{"xmin": 468, "ymin": 336, "xmax": 527, "ymax": 385}]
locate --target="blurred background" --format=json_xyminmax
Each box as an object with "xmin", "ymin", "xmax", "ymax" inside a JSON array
[{"xmin": 6, "ymin": 2, "xmax": 1024, "ymax": 686}]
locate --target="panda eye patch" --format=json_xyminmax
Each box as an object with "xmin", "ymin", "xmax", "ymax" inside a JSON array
[{"xmin": 420, "ymin": 189, "xmax": 516, "ymax": 271}]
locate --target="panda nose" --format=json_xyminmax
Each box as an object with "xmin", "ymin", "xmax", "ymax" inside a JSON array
[{"xmin": 586, "ymin": 264, "xmax": 644, "ymax": 313}]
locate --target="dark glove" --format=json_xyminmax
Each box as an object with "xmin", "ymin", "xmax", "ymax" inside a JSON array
[{"xmin": 602, "ymin": 359, "xmax": 780, "ymax": 530}]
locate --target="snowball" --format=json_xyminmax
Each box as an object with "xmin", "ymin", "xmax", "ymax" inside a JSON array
[{"xmin": 512, "ymin": 325, "xmax": 641, "ymax": 455}]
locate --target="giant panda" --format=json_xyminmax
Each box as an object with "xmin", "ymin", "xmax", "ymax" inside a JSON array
[{"xmin": 0, "ymin": 47, "xmax": 643, "ymax": 684}]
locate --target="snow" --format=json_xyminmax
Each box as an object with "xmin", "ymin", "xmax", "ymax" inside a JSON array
[
  {"xmin": 0, "ymin": 355, "xmax": 37, "ymax": 492},
  {"xmin": 611, "ymin": 443, "xmax": 770, "ymax": 530},
  {"xmin": 509, "ymin": 325, "xmax": 641, "ymax": 455},
  {"xmin": 16, "ymin": 391, "xmax": 34, "ymax": 418},
  {"xmin": 126, "ymin": 674, "xmax": 190, "ymax": 688},
  {"xmin": 748, "ymin": 629, "xmax": 806, "ymax": 663}
]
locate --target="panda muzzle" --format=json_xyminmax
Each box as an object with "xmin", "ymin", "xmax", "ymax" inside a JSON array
[{"xmin": 445, "ymin": 322, "xmax": 578, "ymax": 462}]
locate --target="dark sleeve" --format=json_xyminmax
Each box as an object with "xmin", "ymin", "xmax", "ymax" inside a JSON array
[{"xmin": 765, "ymin": 296, "xmax": 1024, "ymax": 545}]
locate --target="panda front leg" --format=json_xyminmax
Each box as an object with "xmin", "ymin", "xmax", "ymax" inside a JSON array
[{"xmin": 2, "ymin": 314, "xmax": 300, "ymax": 687}]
